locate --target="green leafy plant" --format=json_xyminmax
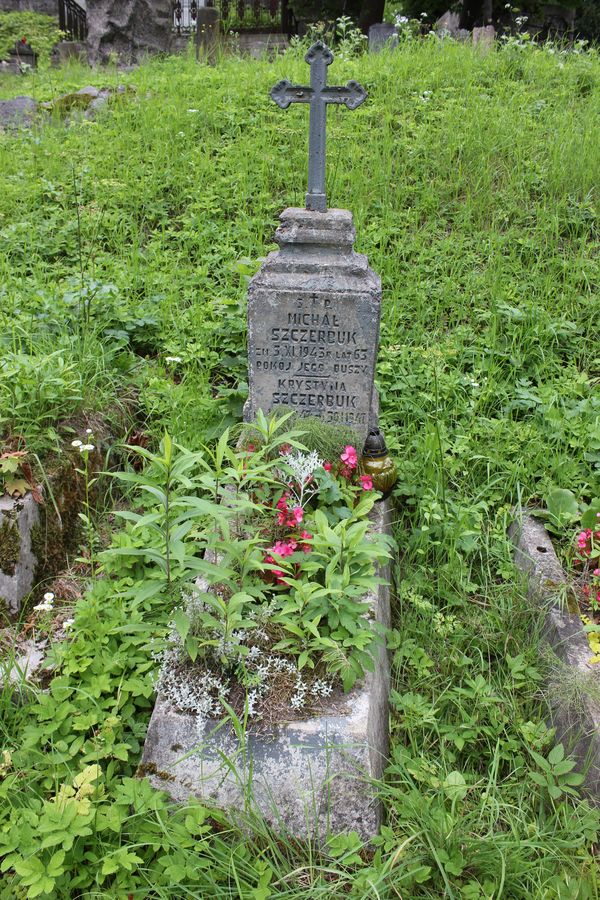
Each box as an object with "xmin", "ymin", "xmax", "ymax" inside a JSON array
[
  {"xmin": 0, "ymin": 13, "xmax": 63, "ymax": 66},
  {"xmin": 528, "ymin": 743, "xmax": 585, "ymax": 800}
]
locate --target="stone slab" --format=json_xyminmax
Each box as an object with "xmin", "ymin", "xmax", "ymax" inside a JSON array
[
  {"xmin": 195, "ymin": 7, "xmax": 220, "ymax": 64},
  {"xmin": 0, "ymin": 493, "xmax": 41, "ymax": 617},
  {"xmin": 141, "ymin": 500, "xmax": 393, "ymax": 840},
  {"xmin": 368, "ymin": 23, "xmax": 398, "ymax": 52},
  {"xmin": 245, "ymin": 208, "xmax": 381, "ymax": 445},
  {"xmin": 509, "ymin": 513, "xmax": 600, "ymax": 797},
  {"xmin": 0, "ymin": 97, "xmax": 37, "ymax": 130}
]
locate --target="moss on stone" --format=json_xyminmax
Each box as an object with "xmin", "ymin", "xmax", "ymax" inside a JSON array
[
  {"xmin": 0, "ymin": 518, "xmax": 21, "ymax": 577},
  {"xmin": 31, "ymin": 458, "xmax": 86, "ymax": 586}
]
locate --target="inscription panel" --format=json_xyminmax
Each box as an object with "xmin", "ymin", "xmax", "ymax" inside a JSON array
[{"xmin": 248, "ymin": 290, "xmax": 378, "ymax": 436}]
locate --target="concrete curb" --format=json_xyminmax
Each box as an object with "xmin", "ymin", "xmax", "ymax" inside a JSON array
[
  {"xmin": 141, "ymin": 499, "xmax": 393, "ymax": 840},
  {"xmin": 509, "ymin": 513, "xmax": 600, "ymax": 797}
]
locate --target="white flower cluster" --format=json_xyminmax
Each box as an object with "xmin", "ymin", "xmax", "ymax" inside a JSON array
[
  {"xmin": 71, "ymin": 429, "xmax": 95, "ymax": 453},
  {"xmin": 34, "ymin": 591, "xmax": 55, "ymax": 613}
]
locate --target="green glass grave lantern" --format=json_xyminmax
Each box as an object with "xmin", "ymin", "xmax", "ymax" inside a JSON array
[{"xmin": 361, "ymin": 428, "xmax": 397, "ymax": 497}]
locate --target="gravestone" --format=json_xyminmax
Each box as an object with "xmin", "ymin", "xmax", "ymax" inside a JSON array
[
  {"xmin": 141, "ymin": 42, "xmax": 392, "ymax": 840},
  {"xmin": 245, "ymin": 41, "xmax": 380, "ymax": 447},
  {"xmin": 368, "ymin": 23, "xmax": 398, "ymax": 51},
  {"xmin": 195, "ymin": 6, "xmax": 219, "ymax": 64}
]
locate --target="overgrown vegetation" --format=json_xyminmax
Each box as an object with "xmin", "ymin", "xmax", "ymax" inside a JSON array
[
  {"xmin": 0, "ymin": 12, "xmax": 63, "ymax": 66},
  {"xmin": 0, "ymin": 36, "xmax": 599, "ymax": 897}
]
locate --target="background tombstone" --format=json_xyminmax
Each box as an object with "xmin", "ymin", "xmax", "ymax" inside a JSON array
[
  {"xmin": 245, "ymin": 42, "xmax": 381, "ymax": 447},
  {"xmin": 368, "ymin": 23, "xmax": 398, "ymax": 51},
  {"xmin": 195, "ymin": 6, "xmax": 219, "ymax": 64}
]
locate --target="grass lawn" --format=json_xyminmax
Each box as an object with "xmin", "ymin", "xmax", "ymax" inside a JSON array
[{"xmin": 0, "ymin": 37, "xmax": 599, "ymax": 898}]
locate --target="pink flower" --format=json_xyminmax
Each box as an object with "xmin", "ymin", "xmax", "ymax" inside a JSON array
[
  {"xmin": 339, "ymin": 464, "xmax": 353, "ymax": 480},
  {"xmin": 359, "ymin": 474, "xmax": 373, "ymax": 491},
  {"xmin": 276, "ymin": 494, "xmax": 289, "ymax": 511},
  {"xmin": 290, "ymin": 506, "xmax": 303, "ymax": 524},
  {"xmin": 277, "ymin": 509, "xmax": 287, "ymax": 525},
  {"xmin": 323, "ymin": 461, "xmax": 332, "ymax": 472},
  {"xmin": 594, "ymin": 569, "xmax": 600, "ymax": 577},
  {"xmin": 300, "ymin": 530, "xmax": 312, "ymax": 553},
  {"xmin": 340, "ymin": 446, "xmax": 358, "ymax": 469},
  {"xmin": 270, "ymin": 539, "xmax": 297, "ymax": 558},
  {"xmin": 279, "ymin": 443, "xmax": 292, "ymax": 455}
]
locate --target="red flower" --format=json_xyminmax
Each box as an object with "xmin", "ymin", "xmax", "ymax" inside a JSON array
[
  {"xmin": 290, "ymin": 506, "xmax": 303, "ymax": 525},
  {"xmin": 21, "ymin": 36, "xmax": 27, "ymax": 44},
  {"xmin": 359, "ymin": 474, "xmax": 373, "ymax": 491},
  {"xmin": 279, "ymin": 443, "xmax": 292, "ymax": 455},
  {"xmin": 339, "ymin": 464, "xmax": 353, "ymax": 480},
  {"xmin": 323, "ymin": 461, "xmax": 332, "ymax": 472}
]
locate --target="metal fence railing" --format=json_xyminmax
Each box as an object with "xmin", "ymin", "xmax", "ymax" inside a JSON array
[
  {"xmin": 173, "ymin": 0, "xmax": 293, "ymax": 34},
  {"xmin": 58, "ymin": 0, "xmax": 88, "ymax": 42}
]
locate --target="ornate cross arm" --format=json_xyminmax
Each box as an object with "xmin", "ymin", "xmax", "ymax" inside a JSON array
[
  {"xmin": 270, "ymin": 80, "xmax": 367, "ymax": 111},
  {"xmin": 270, "ymin": 42, "xmax": 368, "ymax": 212}
]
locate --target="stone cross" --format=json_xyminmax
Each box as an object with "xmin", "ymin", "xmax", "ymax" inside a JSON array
[{"xmin": 270, "ymin": 42, "xmax": 367, "ymax": 213}]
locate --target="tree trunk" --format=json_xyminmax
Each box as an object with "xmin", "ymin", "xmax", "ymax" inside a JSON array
[{"xmin": 358, "ymin": 0, "xmax": 386, "ymax": 32}]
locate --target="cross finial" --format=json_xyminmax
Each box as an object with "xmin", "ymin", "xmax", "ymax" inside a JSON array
[{"xmin": 270, "ymin": 42, "xmax": 367, "ymax": 213}]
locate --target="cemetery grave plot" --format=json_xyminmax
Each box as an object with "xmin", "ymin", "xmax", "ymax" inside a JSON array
[
  {"xmin": 0, "ymin": 34, "xmax": 598, "ymax": 899},
  {"xmin": 141, "ymin": 42, "xmax": 396, "ymax": 839}
]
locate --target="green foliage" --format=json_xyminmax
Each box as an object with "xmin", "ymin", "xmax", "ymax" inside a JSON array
[
  {"xmin": 0, "ymin": 13, "xmax": 62, "ymax": 66},
  {"xmin": 106, "ymin": 414, "xmax": 388, "ymax": 687},
  {"xmin": 272, "ymin": 495, "xmax": 393, "ymax": 689}
]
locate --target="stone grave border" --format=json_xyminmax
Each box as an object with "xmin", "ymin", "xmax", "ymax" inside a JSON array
[
  {"xmin": 509, "ymin": 512, "xmax": 600, "ymax": 797},
  {"xmin": 141, "ymin": 498, "xmax": 394, "ymax": 841}
]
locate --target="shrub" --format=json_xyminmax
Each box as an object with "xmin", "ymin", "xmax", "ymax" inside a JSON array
[{"xmin": 0, "ymin": 12, "xmax": 63, "ymax": 66}]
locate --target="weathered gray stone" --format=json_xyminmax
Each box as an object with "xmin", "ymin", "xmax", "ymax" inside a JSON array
[
  {"xmin": 0, "ymin": 493, "xmax": 41, "ymax": 616},
  {"xmin": 234, "ymin": 32, "xmax": 288, "ymax": 58},
  {"xmin": 52, "ymin": 41, "xmax": 87, "ymax": 65},
  {"xmin": 141, "ymin": 500, "xmax": 392, "ymax": 840},
  {"xmin": 510, "ymin": 514, "xmax": 600, "ymax": 797},
  {"xmin": 6, "ymin": 639, "xmax": 46, "ymax": 686},
  {"xmin": 86, "ymin": 0, "xmax": 172, "ymax": 64},
  {"xmin": 0, "ymin": 96, "xmax": 37, "ymax": 130},
  {"xmin": 472, "ymin": 25, "xmax": 495, "ymax": 46},
  {"xmin": 368, "ymin": 23, "xmax": 398, "ymax": 52},
  {"xmin": 245, "ymin": 208, "xmax": 381, "ymax": 445},
  {"xmin": 195, "ymin": 7, "xmax": 219, "ymax": 64}
]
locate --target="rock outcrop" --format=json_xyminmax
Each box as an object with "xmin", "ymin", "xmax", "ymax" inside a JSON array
[{"xmin": 86, "ymin": 0, "xmax": 171, "ymax": 64}]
